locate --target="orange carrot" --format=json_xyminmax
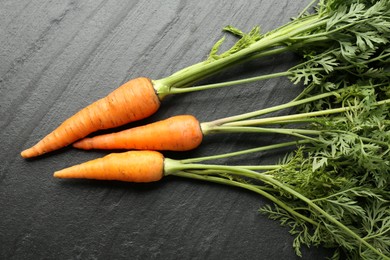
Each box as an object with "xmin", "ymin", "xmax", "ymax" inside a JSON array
[
  {"xmin": 21, "ymin": 77, "xmax": 160, "ymax": 158},
  {"xmin": 72, "ymin": 115, "xmax": 203, "ymax": 151},
  {"xmin": 54, "ymin": 150, "xmax": 164, "ymax": 182}
]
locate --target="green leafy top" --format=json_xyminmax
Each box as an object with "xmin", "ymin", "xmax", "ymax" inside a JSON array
[
  {"xmin": 159, "ymin": 1, "xmax": 390, "ymax": 258},
  {"xmin": 156, "ymin": 0, "xmax": 390, "ymax": 98}
]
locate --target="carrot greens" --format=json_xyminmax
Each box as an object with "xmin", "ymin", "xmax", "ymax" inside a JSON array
[{"xmin": 154, "ymin": 0, "xmax": 390, "ymax": 98}]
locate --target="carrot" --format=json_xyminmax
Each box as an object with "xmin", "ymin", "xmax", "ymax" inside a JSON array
[
  {"xmin": 54, "ymin": 150, "xmax": 164, "ymax": 182},
  {"xmin": 72, "ymin": 115, "xmax": 203, "ymax": 151},
  {"xmin": 21, "ymin": 77, "xmax": 160, "ymax": 158}
]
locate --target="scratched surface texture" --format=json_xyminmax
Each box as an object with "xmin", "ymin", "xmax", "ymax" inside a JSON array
[{"xmin": 1, "ymin": 1, "xmax": 334, "ymax": 259}]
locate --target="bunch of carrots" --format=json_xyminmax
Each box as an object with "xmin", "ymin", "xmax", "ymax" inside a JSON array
[{"xmin": 22, "ymin": 0, "xmax": 390, "ymax": 259}]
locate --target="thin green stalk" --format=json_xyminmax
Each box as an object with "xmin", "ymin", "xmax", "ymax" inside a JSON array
[
  {"xmin": 217, "ymin": 82, "xmax": 387, "ymax": 126},
  {"xmin": 249, "ymin": 35, "xmax": 331, "ymax": 61},
  {"xmin": 167, "ymin": 71, "xmax": 292, "ymax": 94},
  {"xmin": 259, "ymin": 118, "xmax": 322, "ymax": 125},
  {"xmin": 165, "ymin": 161, "xmax": 258, "ymax": 179},
  {"xmin": 207, "ymin": 126, "xmax": 390, "ymax": 150},
  {"xmin": 179, "ymin": 139, "xmax": 310, "ymax": 164},
  {"xmin": 221, "ymin": 97, "xmax": 389, "ymax": 127},
  {"xmin": 206, "ymin": 125, "xmax": 321, "ymax": 135},
  {"xmin": 290, "ymin": 18, "xmax": 370, "ymax": 41},
  {"xmin": 202, "ymin": 89, "xmax": 341, "ymax": 130},
  {"xmin": 223, "ymin": 105, "xmax": 357, "ymax": 127},
  {"xmin": 297, "ymin": 0, "xmax": 318, "ymax": 18},
  {"xmin": 230, "ymin": 165, "xmax": 281, "ymax": 171},
  {"xmin": 364, "ymin": 226, "xmax": 390, "ymax": 241},
  {"xmin": 171, "ymin": 170, "xmax": 319, "ymax": 227},
  {"xmin": 205, "ymin": 126, "xmax": 320, "ymax": 142}
]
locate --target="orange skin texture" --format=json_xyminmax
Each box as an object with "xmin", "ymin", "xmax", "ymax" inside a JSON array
[
  {"xmin": 73, "ymin": 115, "xmax": 203, "ymax": 151},
  {"xmin": 21, "ymin": 77, "xmax": 160, "ymax": 158},
  {"xmin": 54, "ymin": 150, "xmax": 164, "ymax": 183}
]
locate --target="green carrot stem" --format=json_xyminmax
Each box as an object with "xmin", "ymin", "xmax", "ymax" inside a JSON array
[
  {"xmin": 297, "ymin": 0, "xmax": 318, "ymax": 18},
  {"xmin": 154, "ymin": 16, "xmax": 327, "ymax": 98},
  {"xmin": 202, "ymin": 90, "xmax": 341, "ymax": 129},
  {"xmin": 230, "ymin": 165, "xmax": 281, "ymax": 171},
  {"xmin": 171, "ymin": 170, "xmax": 318, "ymax": 227},
  {"xmin": 204, "ymin": 126, "xmax": 320, "ymax": 141},
  {"xmin": 167, "ymin": 71, "xmax": 292, "ymax": 94},
  {"xmin": 228, "ymin": 95, "xmax": 389, "ymax": 127},
  {"xmin": 179, "ymin": 140, "xmax": 310, "ymax": 164},
  {"xmin": 223, "ymin": 106, "xmax": 356, "ymax": 127}
]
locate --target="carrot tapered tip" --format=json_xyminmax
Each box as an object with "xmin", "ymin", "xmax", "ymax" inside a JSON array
[
  {"xmin": 53, "ymin": 167, "xmax": 82, "ymax": 179},
  {"xmin": 21, "ymin": 148, "xmax": 36, "ymax": 158},
  {"xmin": 72, "ymin": 139, "xmax": 92, "ymax": 150},
  {"xmin": 53, "ymin": 171, "xmax": 61, "ymax": 178},
  {"xmin": 53, "ymin": 170, "xmax": 68, "ymax": 179}
]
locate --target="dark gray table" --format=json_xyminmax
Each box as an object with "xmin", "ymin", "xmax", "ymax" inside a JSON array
[{"xmin": 1, "ymin": 1, "xmax": 334, "ymax": 259}]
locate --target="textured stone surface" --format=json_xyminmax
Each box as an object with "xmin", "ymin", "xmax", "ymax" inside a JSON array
[{"xmin": 1, "ymin": 1, "xmax": 333, "ymax": 259}]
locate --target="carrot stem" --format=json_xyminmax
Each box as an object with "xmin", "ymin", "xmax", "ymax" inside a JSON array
[
  {"xmin": 201, "ymin": 89, "xmax": 340, "ymax": 131},
  {"xmin": 153, "ymin": 16, "xmax": 328, "ymax": 98},
  {"xmin": 172, "ymin": 170, "xmax": 318, "ymax": 227},
  {"xmin": 179, "ymin": 140, "xmax": 310, "ymax": 164},
  {"xmin": 223, "ymin": 99, "xmax": 390, "ymax": 127},
  {"xmin": 223, "ymin": 107, "xmax": 349, "ymax": 126},
  {"xmin": 167, "ymin": 71, "xmax": 292, "ymax": 95},
  {"xmin": 205, "ymin": 126, "xmax": 320, "ymax": 141}
]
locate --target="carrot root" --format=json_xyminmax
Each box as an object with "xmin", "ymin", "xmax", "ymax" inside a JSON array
[
  {"xmin": 72, "ymin": 115, "xmax": 204, "ymax": 152},
  {"xmin": 21, "ymin": 77, "xmax": 160, "ymax": 158},
  {"xmin": 53, "ymin": 150, "xmax": 165, "ymax": 182}
]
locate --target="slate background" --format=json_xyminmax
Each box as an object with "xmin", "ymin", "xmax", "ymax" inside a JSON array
[{"xmin": 1, "ymin": 1, "xmax": 335, "ymax": 259}]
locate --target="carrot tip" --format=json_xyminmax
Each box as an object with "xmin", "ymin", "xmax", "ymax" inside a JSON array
[
  {"xmin": 53, "ymin": 170, "xmax": 69, "ymax": 179},
  {"xmin": 21, "ymin": 148, "xmax": 34, "ymax": 159},
  {"xmin": 53, "ymin": 171, "xmax": 62, "ymax": 178},
  {"xmin": 72, "ymin": 139, "xmax": 89, "ymax": 150}
]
